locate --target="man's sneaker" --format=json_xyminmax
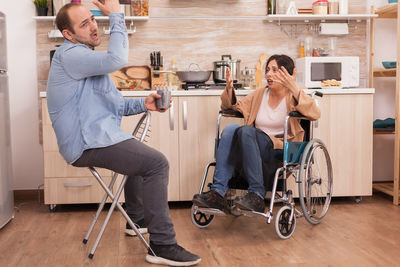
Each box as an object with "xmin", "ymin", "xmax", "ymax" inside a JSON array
[
  {"xmin": 146, "ymin": 243, "xmax": 201, "ymax": 266},
  {"xmin": 125, "ymin": 219, "xmax": 148, "ymax": 236},
  {"xmin": 234, "ymin": 192, "xmax": 265, "ymax": 213},
  {"xmin": 192, "ymin": 190, "xmax": 225, "ymax": 211}
]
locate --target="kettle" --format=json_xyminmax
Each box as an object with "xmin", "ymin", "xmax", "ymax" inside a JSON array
[{"xmin": 213, "ymin": 55, "xmax": 241, "ymax": 84}]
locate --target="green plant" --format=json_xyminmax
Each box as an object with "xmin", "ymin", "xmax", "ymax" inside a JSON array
[{"xmin": 33, "ymin": 0, "xmax": 47, "ymax": 8}]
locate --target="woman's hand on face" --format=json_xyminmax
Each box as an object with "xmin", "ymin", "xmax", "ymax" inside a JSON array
[
  {"xmin": 274, "ymin": 66, "xmax": 300, "ymax": 97},
  {"xmin": 92, "ymin": 0, "xmax": 120, "ymax": 16},
  {"xmin": 225, "ymin": 67, "xmax": 234, "ymax": 92}
]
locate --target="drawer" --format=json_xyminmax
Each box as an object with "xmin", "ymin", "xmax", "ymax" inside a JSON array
[
  {"xmin": 44, "ymin": 176, "xmax": 112, "ymax": 204},
  {"xmin": 44, "ymin": 151, "xmax": 112, "ymax": 178}
]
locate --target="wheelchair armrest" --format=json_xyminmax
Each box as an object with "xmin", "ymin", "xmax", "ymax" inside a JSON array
[
  {"xmin": 219, "ymin": 109, "xmax": 244, "ymax": 118},
  {"xmin": 288, "ymin": 111, "xmax": 305, "ymax": 118}
]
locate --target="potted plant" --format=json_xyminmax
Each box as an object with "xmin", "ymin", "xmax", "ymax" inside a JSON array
[{"xmin": 34, "ymin": 0, "xmax": 48, "ymax": 16}]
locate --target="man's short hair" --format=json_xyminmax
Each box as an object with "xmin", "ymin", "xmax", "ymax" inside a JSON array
[{"xmin": 56, "ymin": 3, "xmax": 80, "ymax": 34}]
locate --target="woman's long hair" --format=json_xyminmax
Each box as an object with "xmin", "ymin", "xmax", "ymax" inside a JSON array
[{"xmin": 265, "ymin": 54, "xmax": 295, "ymax": 75}]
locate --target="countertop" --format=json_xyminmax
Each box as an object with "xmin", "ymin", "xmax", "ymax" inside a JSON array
[{"xmin": 39, "ymin": 88, "xmax": 375, "ymax": 98}]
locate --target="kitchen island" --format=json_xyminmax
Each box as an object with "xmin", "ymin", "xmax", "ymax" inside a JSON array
[{"xmin": 40, "ymin": 88, "xmax": 374, "ymax": 207}]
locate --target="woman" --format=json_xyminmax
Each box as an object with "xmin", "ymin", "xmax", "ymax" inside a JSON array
[{"xmin": 192, "ymin": 54, "xmax": 320, "ymax": 213}]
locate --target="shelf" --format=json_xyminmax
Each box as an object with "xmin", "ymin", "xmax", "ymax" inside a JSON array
[
  {"xmin": 376, "ymin": 3, "xmax": 398, "ymax": 19},
  {"xmin": 373, "ymin": 182, "xmax": 400, "ymax": 198},
  {"xmin": 373, "ymin": 68, "xmax": 397, "ymax": 77},
  {"xmin": 33, "ymin": 16, "xmax": 149, "ymax": 21},
  {"xmin": 373, "ymin": 129, "xmax": 395, "ymax": 135},
  {"xmin": 264, "ymin": 14, "xmax": 377, "ymax": 23}
]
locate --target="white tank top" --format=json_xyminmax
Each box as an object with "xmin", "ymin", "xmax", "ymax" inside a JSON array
[{"xmin": 255, "ymin": 89, "xmax": 287, "ymax": 137}]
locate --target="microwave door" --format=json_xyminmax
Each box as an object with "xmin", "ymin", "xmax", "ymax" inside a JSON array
[{"xmin": 311, "ymin": 62, "xmax": 342, "ymax": 82}]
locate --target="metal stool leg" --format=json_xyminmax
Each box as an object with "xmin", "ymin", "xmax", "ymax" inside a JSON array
[
  {"xmin": 83, "ymin": 172, "xmax": 119, "ymax": 244},
  {"xmin": 88, "ymin": 169, "xmax": 155, "ymax": 258}
]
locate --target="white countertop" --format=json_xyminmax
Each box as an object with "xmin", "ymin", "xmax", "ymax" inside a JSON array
[{"xmin": 39, "ymin": 88, "xmax": 375, "ymax": 98}]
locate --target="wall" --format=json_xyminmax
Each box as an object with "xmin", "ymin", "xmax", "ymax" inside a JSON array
[
  {"xmin": 0, "ymin": 1, "xmax": 43, "ymax": 190},
  {"xmin": 369, "ymin": 0, "xmax": 397, "ymax": 181}
]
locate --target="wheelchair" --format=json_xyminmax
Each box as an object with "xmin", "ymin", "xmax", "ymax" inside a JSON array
[{"xmin": 190, "ymin": 91, "xmax": 332, "ymax": 239}]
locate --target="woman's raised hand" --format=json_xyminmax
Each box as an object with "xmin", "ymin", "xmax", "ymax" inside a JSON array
[
  {"xmin": 274, "ymin": 66, "xmax": 300, "ymax": 99},
  {"xmin": 225, "ymin": 67, "xmax": 234, "ymax": 92}
]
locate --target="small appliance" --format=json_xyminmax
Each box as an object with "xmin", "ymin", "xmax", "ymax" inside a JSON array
[{"xmin": 295, "ymin": 56, "xmax": 359, "ymax": 88}]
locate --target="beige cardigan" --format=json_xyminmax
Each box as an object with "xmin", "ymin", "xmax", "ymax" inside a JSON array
[{"xmin": 220, "ymin": 87, "xmax": 321, "ymax": 149}]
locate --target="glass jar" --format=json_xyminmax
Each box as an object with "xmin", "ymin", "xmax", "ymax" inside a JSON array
[
  {"xmin": 312, "ymin": 0, "xmax": 328, "ymax": 15},
  {"xmin": 130, "ymin": 0, "xmax": 141, "ymax": 16},
  {"xmin": 141, "ymin": 0, "xmax": 149, "ymax": 16},
  {"xmin": 328, "ymin": 0, "xmax": 339, "ymax": 14}
]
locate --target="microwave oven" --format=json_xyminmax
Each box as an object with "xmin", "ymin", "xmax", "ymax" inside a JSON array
[{"xmin": 295, "ymin": 56, "xmax": 359, "ymax": 88}]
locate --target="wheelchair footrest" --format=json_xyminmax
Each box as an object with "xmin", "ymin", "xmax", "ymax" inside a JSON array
[
  {"xmin": 235, "ymin": 208, "xmax": 270, "ymax": 220},
  {"xmin": 196, "ymin": 206, "xmax": 227, "ymax": 216}
]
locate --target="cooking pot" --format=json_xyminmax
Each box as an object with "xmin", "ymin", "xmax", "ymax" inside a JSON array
[
  {"xmin": 154, "ymin": 63, "xmax": 212, "ymax": 83},
  {"xmin": 213, "ymin": 55, "xmax": 241, "ymax": 84}
]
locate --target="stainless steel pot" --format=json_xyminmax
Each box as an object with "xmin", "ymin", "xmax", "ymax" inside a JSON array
[
  {"xmin": 213, "ymin": 55, "xmax": 241, "ymax": 83},
  {"xmin": 153, "ymin": 63, "xmax": 212, "ymax": 83},
  {"xmin": 175, "ymin": 70, "xmax": 211, "ymax": 83}
]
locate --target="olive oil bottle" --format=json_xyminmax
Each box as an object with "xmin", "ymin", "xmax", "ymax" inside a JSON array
[{"xmin": 267, "ymin": 0, "xmax": 276, "ymax": 15}]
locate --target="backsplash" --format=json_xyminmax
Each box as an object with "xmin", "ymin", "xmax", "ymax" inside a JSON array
[{"xmin": 36, "ymin": 0, "xmax": 370, "ymax": 92}]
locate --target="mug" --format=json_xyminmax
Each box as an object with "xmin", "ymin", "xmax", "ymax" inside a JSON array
[{"xmin": 156, "ymin": 90, "xmax": 171, "ymax": 110}]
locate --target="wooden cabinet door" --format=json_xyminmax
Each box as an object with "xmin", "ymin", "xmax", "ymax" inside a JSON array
[
  {"xmin": 178, "ymin": 96, "xmax": 221, "ymax": 200},
  {"xmin": 312, "ymin": 94, "xmax": 373, "ymax": 196},
  {"xmin": 120, "ymin": 97, "xmax": 180, "ymax": 201}
]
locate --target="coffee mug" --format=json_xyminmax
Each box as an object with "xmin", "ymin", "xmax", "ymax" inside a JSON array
[{"xmin": 156, "ymin": 90, "xmax": 171, "ymax": 110}]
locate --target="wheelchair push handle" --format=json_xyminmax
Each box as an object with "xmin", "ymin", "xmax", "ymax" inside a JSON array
[
  {"xmin": 312, "ymin": 91, "xmax": 323, "ymax": 98},
  {"xmin": 219, "ymin": 109, "xmax": 244, "ymax": 118}
]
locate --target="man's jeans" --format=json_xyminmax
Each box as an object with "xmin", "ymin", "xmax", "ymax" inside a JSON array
[
  {"xmin": 211, "ymin": 124, "xmax": 278, "ymax": 199},
  {"xmin": 73, "ymin": 138, "xmax": 176, "ymax": 245}
]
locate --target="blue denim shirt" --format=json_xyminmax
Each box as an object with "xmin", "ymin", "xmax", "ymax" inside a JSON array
[{"xmin": 46, "ymin": 13, "xmax": 146, "ymax": 164}]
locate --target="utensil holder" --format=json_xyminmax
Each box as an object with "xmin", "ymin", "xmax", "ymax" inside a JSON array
[{"xmin": 151, "ymin": 66, "xmax": 164, "ymax": 89}]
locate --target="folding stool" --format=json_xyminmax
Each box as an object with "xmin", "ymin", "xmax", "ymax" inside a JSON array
[{"xmin": 82, "ymin": 111, "xmax": 156, "ymax": 258}]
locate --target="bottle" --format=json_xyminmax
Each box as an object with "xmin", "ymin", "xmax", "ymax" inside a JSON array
[
  {"xmin": 339, "ymin": 0, "xmax": 348, "ymax": 15},
  {"xmin": 267, "ymin": 0, "xmax": 276, "ymax": 15},
  {"xmin": 299, "ymin": 40, "xmax": 305, "ymax": 58},
  {"xmin": 167, "ymin": 59, "xmax": 179, "ymax": 90}
]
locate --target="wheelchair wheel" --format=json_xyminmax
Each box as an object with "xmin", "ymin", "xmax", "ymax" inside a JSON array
[
  {"xmin": 275, "ymin": 205, "xmax": 296, "ymax": 239},
  {"xmin": 190, "ymin": 205, "xmax": 215, "ymax": 228},
  {"xmin": 298, "ymin": 139, "xmax": 333, "ymax": 225}
]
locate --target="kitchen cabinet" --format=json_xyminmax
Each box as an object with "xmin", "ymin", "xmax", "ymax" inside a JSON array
[
  {"xmin": 285, "ymin": 92, "xmax": 373, "ymax": 198},
  {"xmin": 42, "ymin": 99, "xmax": 113, "ymax": 206},
  {"xmin": 369, "ymin": 3, "xmax": 400, "ymax": 205},
  {"xmin": 40, "ymin": 89, "xmax": 373, "ymax": 206},
  {"xmin": 120, "ymin": 95, "xmax": 226, "ymax": 201}
]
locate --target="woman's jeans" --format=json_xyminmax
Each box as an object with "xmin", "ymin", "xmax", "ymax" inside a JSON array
[{"xmin": 211, "ymin": 124, "xmax": 280, "ymax": 199}]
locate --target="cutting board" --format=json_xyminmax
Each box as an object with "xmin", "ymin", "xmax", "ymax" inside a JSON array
[{"xmin": 110, "ymin": 66, "xmax": 151, "ymax": 90}]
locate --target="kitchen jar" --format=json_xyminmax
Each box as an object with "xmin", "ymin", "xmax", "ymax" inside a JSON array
[
  {"xmin": 141, "ymin": 0, "xmax": 149, "ymax": 16},
  {"xmin": 339, "ymin": 0, "xmax": 348, "ymax": 15},
  {"xmin": 130, "ymin": 0, "xmax": 141, "ymax": 16},
  {"xmin": 213, "ymin": 55, "xmax": 241, "ymax": 84},
  {"xmin": 328, "ymin": 0, "xmax": 339, "ymax": 14},
  {"xmin": 312, "ymin": 0, "xmax": 328, "ymax": 15}
]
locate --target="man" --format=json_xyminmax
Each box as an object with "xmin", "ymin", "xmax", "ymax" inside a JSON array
[{"xmin": 46, "ymin": 1, "xmax": 200, "ymax": 266}]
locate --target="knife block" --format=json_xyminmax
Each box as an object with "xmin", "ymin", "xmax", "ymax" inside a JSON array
[{"xmin": 151, "ymin": 66, "xmax": 165, "ymax": 89}]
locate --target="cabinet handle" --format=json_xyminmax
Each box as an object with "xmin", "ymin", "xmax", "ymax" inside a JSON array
[
  {"xmin": 64, "ymin": 182, "xmax": 93, "ymax": 187},
  {"xmin": 169, "ymin": 101, "xmax": 174, "ymax": 131},
  {"xmin": 183, "ymin": 100, "xmax": 187, "ymax": 130}
]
